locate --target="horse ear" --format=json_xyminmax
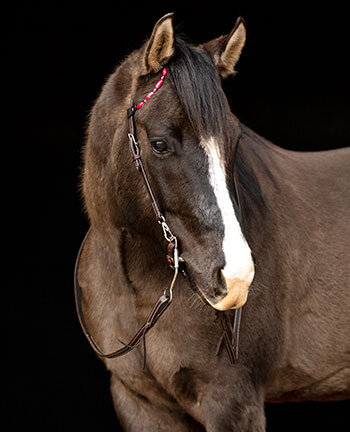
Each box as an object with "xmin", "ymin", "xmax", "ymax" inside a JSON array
[
  {"xmin": 204, "ymin": 17, "xmax": 246, "ymax": 78},
  {"xmin": 144, "ymin": 13, "xmax": 175, "ymax": 73}
]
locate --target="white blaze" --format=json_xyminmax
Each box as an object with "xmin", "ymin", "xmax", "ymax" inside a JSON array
[{"xmin": 201, "ymin": 137, "xmax": 254, "ymax": 283}]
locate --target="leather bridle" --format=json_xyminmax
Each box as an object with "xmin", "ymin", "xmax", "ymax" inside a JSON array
[{"xmin": 74, "ymin": 67, "xmax": 242, "ymax": 366}]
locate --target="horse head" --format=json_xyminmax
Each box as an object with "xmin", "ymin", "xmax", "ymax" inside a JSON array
[{"xmin": 83, "ymin": 13, "xmax": 254, "ymax": 311}]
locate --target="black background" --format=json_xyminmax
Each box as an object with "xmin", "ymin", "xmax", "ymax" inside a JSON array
[{"xmin": 5, "ymin": 1, "xmax": 349, "ymax": 431}]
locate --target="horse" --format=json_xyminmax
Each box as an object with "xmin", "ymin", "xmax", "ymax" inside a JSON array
[{"xmin": 75, "ymin": 13, "xmax": 350, "ymax": 431}]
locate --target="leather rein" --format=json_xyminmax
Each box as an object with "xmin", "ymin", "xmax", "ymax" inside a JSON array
[{"xmin": 74, "ymin": 67, "xmax": 242, "ymax": 366}]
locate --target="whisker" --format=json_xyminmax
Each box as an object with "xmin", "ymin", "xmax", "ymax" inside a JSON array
[
  {"xmin": 186, "ymin": 291, "xmax": 206, "ymax": 310},
  {"xmin": 248, "ymin": 280, "xmax": 267, "ymax": 297}
]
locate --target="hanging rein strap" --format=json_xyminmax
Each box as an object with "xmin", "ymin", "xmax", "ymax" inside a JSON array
[
  {"xmin": 215, "ymin": 307, "xmax": 242, "ymax": 364},
  {"xmin": 74, "ymin": 230, "xmax": 172, "ymax": 360}
]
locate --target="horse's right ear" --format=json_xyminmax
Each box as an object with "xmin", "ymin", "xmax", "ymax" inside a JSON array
[{"xmin": 143, "ymin": 13, "xmax": 175, "ymax": 74}]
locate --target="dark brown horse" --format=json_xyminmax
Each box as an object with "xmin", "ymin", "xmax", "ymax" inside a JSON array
[{"xmin": 76, "ymin": 13, "xmax": 350, "ymax": 431}]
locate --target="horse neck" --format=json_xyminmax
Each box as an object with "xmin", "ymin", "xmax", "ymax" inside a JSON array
[
  {"xmin": 234, "ymin": 125, "xmax": 300, "ymax": 255},
  {"xmin": 234, "ymin": 124, "xmax": 334, "ymax": 268}
]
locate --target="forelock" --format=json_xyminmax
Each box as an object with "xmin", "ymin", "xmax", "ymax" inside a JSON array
[{"xmin": 168, "ymin": 36, "xmax": 230, "ymax": 139}]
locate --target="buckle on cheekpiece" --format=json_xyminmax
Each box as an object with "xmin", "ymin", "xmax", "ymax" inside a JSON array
[{"xmin": 166, "ymin": 241, "xmax": 187, "ymax": 277}]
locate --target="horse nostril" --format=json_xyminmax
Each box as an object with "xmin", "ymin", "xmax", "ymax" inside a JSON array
[
  {"xmin": 214, "ymin": 268, "xmax": 227, "ymax": 297},
  {"xmin": 213, "ymin": 286, "xmax": 221, "ymax": 297}
]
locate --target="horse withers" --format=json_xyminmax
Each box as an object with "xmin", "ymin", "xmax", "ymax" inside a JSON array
[{"xmin": 76, "ymin": 13, "xmax": 350, "ymax": 431}]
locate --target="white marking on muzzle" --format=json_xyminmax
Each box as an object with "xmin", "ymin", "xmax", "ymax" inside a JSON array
[{"xmin": 201, "ymin": 137, "xmax": 255, "ymax": 308}]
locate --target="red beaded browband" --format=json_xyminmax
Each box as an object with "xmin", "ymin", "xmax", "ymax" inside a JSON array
[{"xmin": 135, "ymin": 67, "xmax": 168, "ymax": 110}]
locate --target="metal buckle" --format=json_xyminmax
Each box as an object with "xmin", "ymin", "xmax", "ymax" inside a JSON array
[
  {"xmin": 163, "ymin": 238, "xmax": 180, "ymax": 302},
  {"xmin": 128, "ymin": 133, "xmax": 141, "ymax": 169},
  {"xmin": 159, "ymin": 216, "xmax": 176, "ymax": 243}
]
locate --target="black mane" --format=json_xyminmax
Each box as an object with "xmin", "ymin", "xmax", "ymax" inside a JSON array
[{"xmin": 169, "ymin": 36, "xmax": 230, "ymax": 139}]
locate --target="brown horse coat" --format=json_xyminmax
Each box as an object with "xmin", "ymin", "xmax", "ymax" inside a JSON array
[{"xmin": 77, "ymin": 13, "xmax": 350, "ymax": 431}]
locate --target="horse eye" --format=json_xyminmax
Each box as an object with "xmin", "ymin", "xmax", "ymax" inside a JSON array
[{"xmin": 151, "ymin": 139, "xmax": 168, "ymax": 154}]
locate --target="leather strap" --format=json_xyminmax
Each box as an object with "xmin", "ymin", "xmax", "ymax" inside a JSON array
[
  {"xmin": 74, "ymin": 229, "xmax": 171, "ymax": 361},
  {"xmin": 127, "ymin": 102, "xmax": 164, "ymax": 222},
  {"xmin": 73, "ymin": 96, "xmax": 243, "ymax": 366},
  {"xmin": 73, "ymin": 102, "xmax": 184, "ymax": 365},
  {"xmin": 74, "ymin": 229, "xmax": 241, "ymax": 364}
]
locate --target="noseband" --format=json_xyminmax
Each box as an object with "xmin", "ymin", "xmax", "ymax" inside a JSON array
[{"xmin": 74, "ymin": 67, "xmax": 242, "ymax": 367}]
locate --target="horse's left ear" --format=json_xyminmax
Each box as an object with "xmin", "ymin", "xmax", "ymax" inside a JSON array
[
  {"xmin": 204, "ymin": 17, "xmax": 246, "ymax": 78},
  {"xmin": 144, "ymin": 13, "xmax": 175, "ymax": 74}
]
